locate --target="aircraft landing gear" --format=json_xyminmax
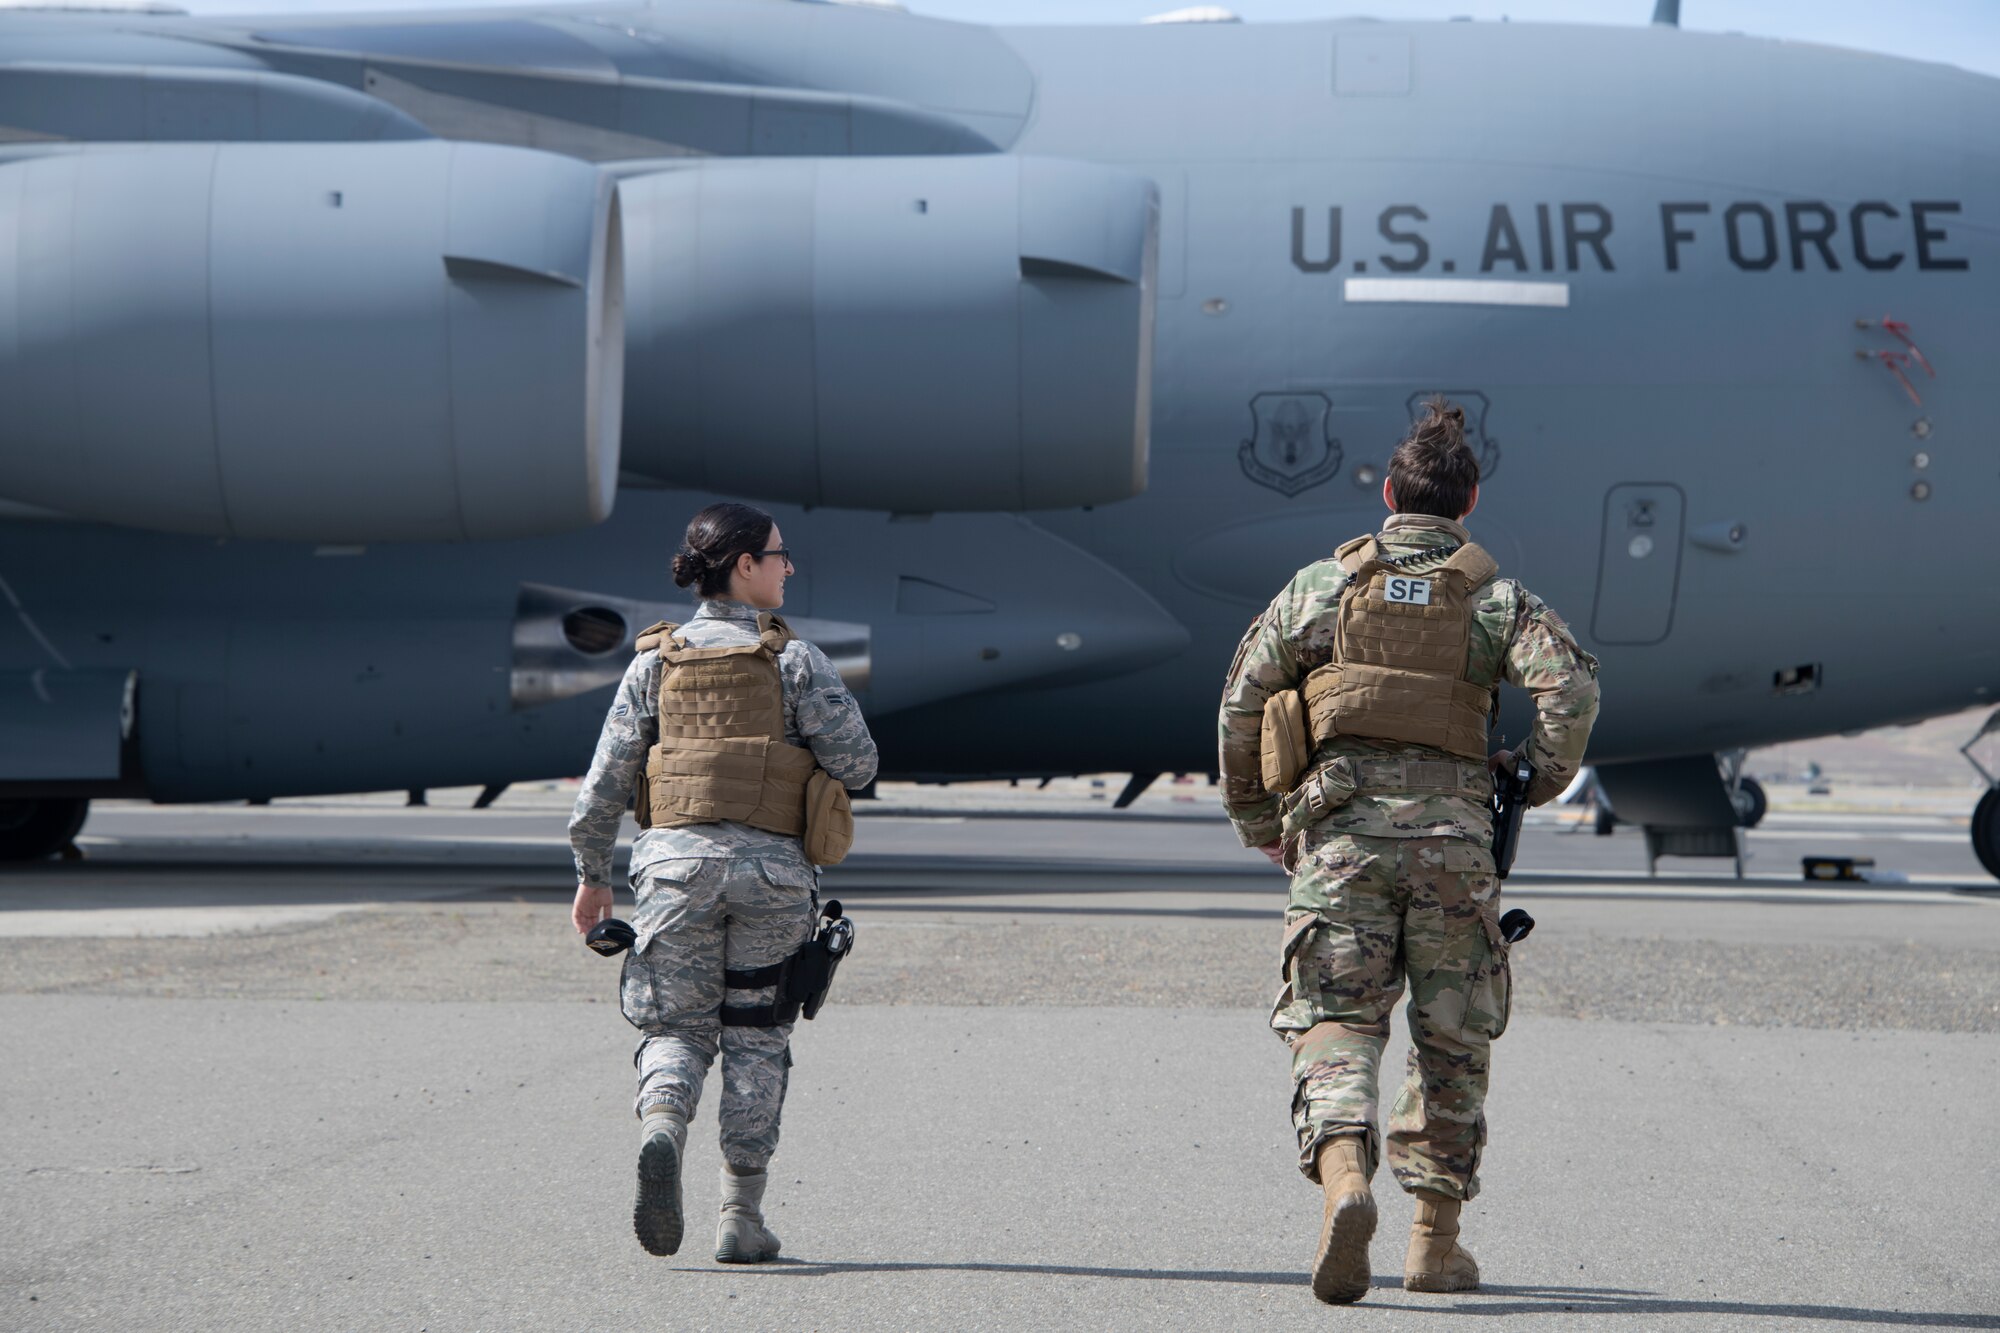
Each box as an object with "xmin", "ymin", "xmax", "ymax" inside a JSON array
[
  {"xmin": 0, "ymin": 798, "xmax": 90, "ymax": 862},
  {"xmin": 1973, "ymin": 790, "xmax": 2000, "ymax": 882},
  {"xmin": 1958, "ymin": 708, "xmax": 2000, "ymax": 882},
  {"xmin": 1731, "ymin": 776, "xmax": 1768, "ymax": 829},
  {"xmin": 1716, "ymin": 748, "xmax": 1766, "ymax": 830}
]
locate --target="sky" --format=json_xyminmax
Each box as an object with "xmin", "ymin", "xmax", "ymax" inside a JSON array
[{"xmin": 160, "ymin": 0, "xmax": 2000, "ymax": 80}]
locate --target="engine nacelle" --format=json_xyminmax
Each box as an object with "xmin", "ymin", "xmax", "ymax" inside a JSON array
[
  {"xmin": 0, "ymin": 141, "xmax": 622, "ymax": 542},
  {"xmin": 618, "ymin": 155, "xmax": 1156, "ymax": 513}
]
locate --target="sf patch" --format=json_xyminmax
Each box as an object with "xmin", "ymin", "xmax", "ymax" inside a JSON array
[{"xmin": 1384, "ymin": 576, "xmax": 1432, "ymax": 605}]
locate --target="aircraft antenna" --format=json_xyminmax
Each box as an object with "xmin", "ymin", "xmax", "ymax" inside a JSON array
[{"xmin": 1651, "ymin": 0, "xmax": 1680, "ymax": 25}]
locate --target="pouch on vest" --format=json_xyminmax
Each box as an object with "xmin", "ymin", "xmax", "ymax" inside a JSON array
[
  {"xmin": 802, "ymin": 770, "xmax": 855, "ymax": 868},
  {"xmin": 1280, "ymin": 756, "xmax": 1360, "ymax": 840},
  {"xmin": 1261, "ymin": 689, "xmax": 1310, "ymax": 794}
]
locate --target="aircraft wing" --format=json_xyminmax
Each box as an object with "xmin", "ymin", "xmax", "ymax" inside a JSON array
[{"xmin": 0, "ymin": 1, "xmax": 1036, "ymax": 158}]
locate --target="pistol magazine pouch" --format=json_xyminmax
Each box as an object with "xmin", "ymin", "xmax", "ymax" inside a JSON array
[
  {"xmin": 632, "ymin": 614, "xmax": 855, "ymax": 868},
  {"xmin": 1260, "ymin": 689, "xmax": 1310, "ymax": 795}
]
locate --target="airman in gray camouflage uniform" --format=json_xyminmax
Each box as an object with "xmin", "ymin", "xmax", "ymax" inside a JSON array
[
  {"xmin": 1217, "ymin": 400, "xmax": 1599, "ymax": 1303},
  {"xmin": 571, "ymin": 503, "xmax": 877, "ymax": 1264}
]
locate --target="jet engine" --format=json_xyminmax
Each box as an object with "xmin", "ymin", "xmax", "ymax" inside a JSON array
[
  {"xmin": 0, "ymin": 140, "xmax": 622, "ymax": 542},
  {"xmin": 617, "ymin": 155, "xmax": 1156, "ymax": 513}
]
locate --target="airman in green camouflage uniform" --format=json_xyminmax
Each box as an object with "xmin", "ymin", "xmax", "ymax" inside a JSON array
[{"xmin": 1217, "ymin": 400, "xmax": 1599, "ymax": 1302}]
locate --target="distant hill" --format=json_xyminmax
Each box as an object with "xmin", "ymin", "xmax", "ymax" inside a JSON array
[{"xmin": 1748, "ymin": 704, "xmax": 1995, "ymax": 789}]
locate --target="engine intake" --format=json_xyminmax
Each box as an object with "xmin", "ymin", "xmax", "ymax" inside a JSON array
[
  {"xmin": 0, "ymin": 140, "xmax": 622, "ymax": 542},
  {"xmin": 617, "ymin": 155, "xmax": 1156, "ymax": 513}
]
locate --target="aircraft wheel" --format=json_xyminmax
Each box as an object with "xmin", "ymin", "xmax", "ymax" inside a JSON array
[
  {"xmin": 1973, "ymin": 789, "xmax": 2000, "ymax": 882},
  {"xmin": 0, "ymin": 798, "xmax": 90, "ymax": 862},
  {"xmin": 1593, "ymin": 805, "xmax": 1617, "ymax": 837},
  {"xmin": 1731, "ymin": 777, "xmax": 1768, "ymax": 829}
]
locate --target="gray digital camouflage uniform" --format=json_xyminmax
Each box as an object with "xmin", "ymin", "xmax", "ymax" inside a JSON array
[
  {"xmin": 1218, "ymin": 513, "xmax": 1599, "ymax": 1200},
  {"xmin": 569, "ymin": 598, "xmax": 878, "ymax": 1170}
]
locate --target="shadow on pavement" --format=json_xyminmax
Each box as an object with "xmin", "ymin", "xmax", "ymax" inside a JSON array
[
  {"xmin": 1384, "ymin": 1280, "xmax": 2000, "ymax": 1326},
  {"xmin": 686, "ymin": 1258, "xmax": 1303, "ymax": 1285},
  {"xmin": 679, "ymin": 1263, "xmax": 2000, "ymax": 1324}
]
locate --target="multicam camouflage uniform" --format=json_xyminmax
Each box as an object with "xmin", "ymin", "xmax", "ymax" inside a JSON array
[
  {"xmin": 570, "ymin": 598, "xmax": 878, "ymax": 1170},
  {"xmin": 1217, "ymin": 513, "xmax": 1599, "ymax": 1200}
]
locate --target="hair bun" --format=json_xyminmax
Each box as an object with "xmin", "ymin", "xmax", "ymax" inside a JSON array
[
  {"xmin": 675, "ymin": 501, "xmax": 776, "ymax": 599},
  {"xmin": 1413, "ymin": 395, "xmax": 1466, "ymax": 449},
  {"xmin": 670, "ymin": 549, "xmax": 706, "ymax": 589}
]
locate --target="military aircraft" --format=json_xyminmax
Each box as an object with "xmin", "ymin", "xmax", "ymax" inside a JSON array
[{"xmin": 2, "ymin": 0, "xmax": 1997, "ymax": 877}]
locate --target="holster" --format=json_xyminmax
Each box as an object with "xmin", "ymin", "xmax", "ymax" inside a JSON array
[{"xmin": 719, "ymin": 902, "xmax": 854, "ymax": 1027}]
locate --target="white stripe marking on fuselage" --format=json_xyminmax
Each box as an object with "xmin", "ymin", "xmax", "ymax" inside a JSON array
[{"xmin": 1344, "ymin": 278, "xmax": 1570, "ymax": 308}]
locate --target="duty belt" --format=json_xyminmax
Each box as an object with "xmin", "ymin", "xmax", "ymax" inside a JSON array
[
  {"xmin": 1352, "ymin": 756, "xmax": 1492, "ymax": 798},
  {"xmin": 1298, "ymin": 756, "xmax": 1492, "ymax": 815}
]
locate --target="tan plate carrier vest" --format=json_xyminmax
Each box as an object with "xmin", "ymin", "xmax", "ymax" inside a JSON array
[
  {"xmin": 632, "ymin": 613, "xmax": 853, "ymax": 866},
  {"xmin": 1262, "ymin": 536, "xmax": 1502, "ymax": 796},
  {"xmin": 1307, "ymin": 535, "xmax": 1500, "ymax": 760}
]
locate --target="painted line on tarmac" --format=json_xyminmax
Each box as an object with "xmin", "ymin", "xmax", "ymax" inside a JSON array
[
  {"xmin": 1501, "ymin": 882, "xmax": 1981, "ymax": 907},
  {"xmin": 1744, "ymin": 828, "xmax": 1967, "ymax": 844},
  {"xmin": 74, "ymin": 834, "xmax": 1996, "ymax": 894},
  {"xmin": 0, "ymin": 904, "xmax": 376, "ymax": 939}
]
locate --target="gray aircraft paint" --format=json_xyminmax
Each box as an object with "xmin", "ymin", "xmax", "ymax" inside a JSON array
[
  {"xmin": 0, "ymin": 3, "xmax": 1994, "ymax": 822},
  {"xmin": 0, "ymin": 140, "xmax": 622, "ymax": 540}
]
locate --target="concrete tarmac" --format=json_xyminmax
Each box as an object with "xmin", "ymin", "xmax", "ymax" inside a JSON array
[
  {"xmin": 3, "ymin": 789, "xmax": 1998, "ymax": 1329},
  {"xmin": 5, "ymin": 1003, "xmax": 1997, "ymax": 1331}
]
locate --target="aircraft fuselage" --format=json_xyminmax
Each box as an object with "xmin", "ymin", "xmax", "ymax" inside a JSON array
[{"xmin": 2, "ymin": 9, "xmax": 1996, "ymax": 802}]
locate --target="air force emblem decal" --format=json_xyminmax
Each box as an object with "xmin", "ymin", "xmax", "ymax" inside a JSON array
[{"xmin": 1238, "ymin": 392, "xmax": 1344, "ymax": 497}]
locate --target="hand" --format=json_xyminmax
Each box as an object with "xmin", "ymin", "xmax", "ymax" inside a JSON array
[
  {"xmin": 572, "ymin": 882, "xmax": 614, "ymax": 935},
  {"xmin": 1488, "ymin": 748, "xmax": 1516, "ymax": 779},
  {"xmin": 1257, "ymin": 840, "xmax": 1286, "ymax": 867}
]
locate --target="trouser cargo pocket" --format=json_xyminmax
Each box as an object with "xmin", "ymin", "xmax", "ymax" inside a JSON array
[{"xmin": 1269, "ymin": 911, "xmax": 1323, "ymax": 1038}]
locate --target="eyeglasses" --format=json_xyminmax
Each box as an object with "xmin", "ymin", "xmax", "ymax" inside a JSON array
[{"xmin": 749, "ymin": 547, "xmax": 794, "ymax": 567}]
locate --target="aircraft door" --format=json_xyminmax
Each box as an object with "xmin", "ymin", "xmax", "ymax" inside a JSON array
[{"xmin": 1591, "ymin": 483, "xmax": 1685, "ymax": 645}]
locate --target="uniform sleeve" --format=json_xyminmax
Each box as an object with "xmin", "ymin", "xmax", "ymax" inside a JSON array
[
  {"xmin": 1216, "ymin": 592, "xmax": 1304, "ymax": 848},
  {"xmin": 1504, "ymin": 590, "xmax": 1601, "ymax": 806},
  {"xmin": 788, "ymin": 641, "xmax": 879, "ymax": 791},
  {"xmin": 567, "ymin": 654, "xmax": 658, "ymax": 889}
]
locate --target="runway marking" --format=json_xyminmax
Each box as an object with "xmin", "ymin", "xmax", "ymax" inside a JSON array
[
  {"xmin": 24, "ymin": 1163, "xmax": 199, "ymax": 1176},
  {"xmin": 0, "ymin": 904, "xmax": 400, "ymax": 939},
  {"xmin": 68, "ymin": 834, "xmax": 1994, "ymax": 892},
  {"xmin": 1736, "ymin": 828, "xmax": 1967, "ymax": 844},
  {"xmin": 1501, "ymin": 883, "xmax": 1981, "ymax": 907},
  {"xmin": 78, "ymin": 832, "xmax": 570, "ymax": 848}
]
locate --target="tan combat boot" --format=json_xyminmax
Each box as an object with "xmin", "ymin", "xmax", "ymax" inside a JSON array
[
  {"xmin": 714, "ymin": 1167, "xmax": 782, "ymax": 1264},
  {"xmin": 1310, "ymin": 1136, "xmax": 1377, "ymax": 1304},
  {"xmin": 1403, "ymin": 1189, "xmax": 1480, "ymax": 1292},
  {"xmin": 633, "ymin": 1105, "xmax": 688, "ymax": 1257}
]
